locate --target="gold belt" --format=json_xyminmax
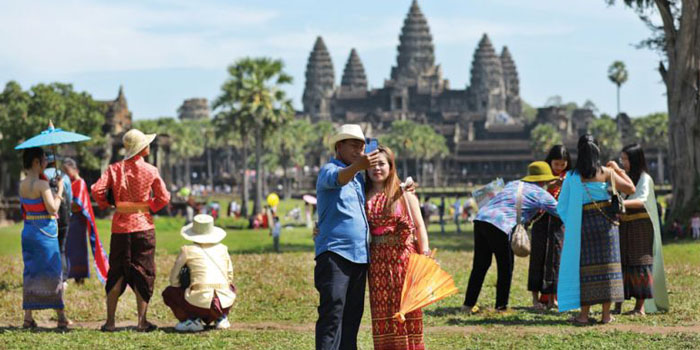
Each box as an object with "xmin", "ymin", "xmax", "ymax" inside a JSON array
[
  {"xmin": 620, "ymin": 212, "xmax": 650, "ymax": 222},
  {"xmin": 190, "ymin": 283, "xmax": 229, "ymax": 291},
  {"xmin": 116, "ymin": 202, "xmax": 149, "ymax": 214},
  {"xmin": 583, "ymin": 201, "xmax": 611, "ymax": 211},
  {"xmin": 25, "ymin": 214, "xmax": 55, "ymax": 221}
]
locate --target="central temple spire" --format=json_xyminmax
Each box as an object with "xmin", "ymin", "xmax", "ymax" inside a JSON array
[{"xmin": 389, "ymin": 0, "xmax": 436, "ymax": 85}]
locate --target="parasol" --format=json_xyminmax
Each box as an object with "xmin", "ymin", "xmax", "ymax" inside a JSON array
[
  {"xmin": 303, "ymin": 194, "xmax": 317, "ymax": 205},
  {"xmin": 15, "ymin": 121, "xmax": 92, "ymax": 181},
  {"xmin": 15, "ymin": 121, "xmax": 91, "ymax": 150}
]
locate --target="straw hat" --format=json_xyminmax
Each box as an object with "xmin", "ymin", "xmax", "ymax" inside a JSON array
[
  {"xmin": 123, "ymin": 129, "xmax": 156, "ymax": 160},
  {"xmin": 328, "ymin": 124, "xmax": 365, "ymax": 151},
  {"xmin": 180, "ymin": 214, "xmax": 227, "ymax": 244},
  {"xmin": 521, "ymin": 161, "xmax": 560, "ymax": 183}
]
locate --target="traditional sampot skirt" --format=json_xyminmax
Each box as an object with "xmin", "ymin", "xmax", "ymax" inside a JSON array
[{"xmin": 619, "ymin": 208, "xmax": 654, "ymax": 299}]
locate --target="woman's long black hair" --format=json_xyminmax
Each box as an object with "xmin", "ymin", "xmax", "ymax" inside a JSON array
[
  {"xmin": 622, "ymin": 143, "xmax": 648, "ymax": 185},
  {"xmin": 22, "ymin": 147, "xmax": 44, "ymax": 170},
  {"xmin": 544, "ymin": 144, "xmax": 572, "ymax": 174},
  {"xmin": 574, "ymin": 134, "xmax": 601, "ymax": 179}
]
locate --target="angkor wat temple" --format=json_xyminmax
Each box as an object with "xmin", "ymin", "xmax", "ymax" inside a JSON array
[{"xmin": 301, "ymin": 0, "xmax": 595, "ymax": 184}]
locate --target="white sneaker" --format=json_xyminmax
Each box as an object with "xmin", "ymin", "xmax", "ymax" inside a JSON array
[
  {"xmin": 215, "ymin": 316, "xmax": 230, "ymax": 329},
  {"xmin": 175, "ymin": 318, "xmax": 204, "ymax": 332}
]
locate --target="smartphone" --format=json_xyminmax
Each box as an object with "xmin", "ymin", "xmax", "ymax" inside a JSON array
[{"xmin": 365, "ymin": 138, "xmax": 378, "ymax": 154}]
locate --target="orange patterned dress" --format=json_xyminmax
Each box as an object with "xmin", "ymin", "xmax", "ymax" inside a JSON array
[{"xmin": 367, "ymin": 193, "xmax": 425, "ymax": 350}]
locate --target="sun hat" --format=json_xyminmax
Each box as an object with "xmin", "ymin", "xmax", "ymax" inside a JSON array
[
  {"xmin": 180, "ymin": 214, "xmax": 227, "ymax": 244},
  {"xmin": 123, "ymin": 129, "xmax": 157, "ymax": 160},
  {"xmin": 328, "ymin": 124, "xmax": 366, "ymax": 152},
  {"xmin": 521, "ymin": 161, "xmax": 560, "ymax": 183}
]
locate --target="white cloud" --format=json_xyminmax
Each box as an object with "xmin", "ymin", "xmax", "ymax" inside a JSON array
[{"xmin": 0, "ymin": 0, "xmax": 278, "ymax": 74}]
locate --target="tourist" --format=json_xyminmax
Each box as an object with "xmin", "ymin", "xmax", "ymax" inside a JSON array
[
  {"xmin": 691, "ymin": 212, "xmax": 700, "ymax": 240},
  {"xmin": 614, "ymin": 144, "xmax": 669, "ymax": 315},
  {"xmin": 557, "ymin": 134, "xmax": 635, "ymax": 325},
  {"xmin": 366, "ymin": 145, "xmax": 430, "ymax": 349},
  {"xmin": 528, "ymin": 145, "xmax": 571, "ymax": 310},
  {"xmin": 44, "ymin": 154, "xmax": 73, "ymax": 283},
  {"xmin": 63, "ymin": 158, "xmax": 109, "ymax": 284},
  {"xmin": 453, "ymin": 197, "xmax": 462, "ymax": 233},
  {"xmin": 92, "ymin": 129, "xmax": 171, "ymax": 332},
  {"xmin": 438, "ymin": 196, "xmax": 446, "ymax": 234},
  {"xmin": 162, "ymin": 214, "xmax": 236, "ymax": 332},
  {"xmin": 315, "ymin": 124, "xmax": 379, "ymax": 350},
  {"xmin": 463, "ymin": 161, "xmax": 560, "ymax": 314},
  {"xmin": 19, "ymin": 147, "xmax": 71, "ymax": 329},
  {"xmin": 270, "ymin": 216, "xmax": 281, "ymax": 253},
  {"xmin": 421, "ymin": 195, "xmax": 432, "ymax": 229}
]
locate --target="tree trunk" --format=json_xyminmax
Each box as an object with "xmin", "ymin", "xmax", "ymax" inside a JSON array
[
  {"xmin": 402, "ymin": 158, "xmax": 408, "ymax": 179},
  {"xmin": 414, "ymin": 157, "xmax": 420, "ymax": 183},
  {"xmin": 185, "ymin": 157, "xmax": 192, "ymax": 187},
  {"xmin": 282, "ymin": 158, "xmax": 291, "ymax": 200},
  {"xmin": 207, "ymin": 144, "xmax": 213, "ymax": 190},
  {"xmin": 657, "ymin": 149, "xmax": 665, "ymax": 185},
  {"xmin": 660, "ymin": 0, "xmax": 700, "ymax": 223},
  {"xmin": 433, "ymin": 158, "xmax": 439, "ymax": 187},
  {"xmin": 253, "ymin": 127, "xmax": 263, "ymax": 215},
  {"xmin": 240, "ymin": 136, "xmax": 249, "ymax": 218},
  {"xmin": 616, "ymin": 84, "xmax": 621, "ymax": 115},
  {"xmin": 0, "ymin": 159, "xmax": 7, "ymax": 199}
]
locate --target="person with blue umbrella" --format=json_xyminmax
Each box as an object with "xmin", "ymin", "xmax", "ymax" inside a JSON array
[{"xmin": 15, "ymin": 121, "xmax": 91, "ymax": 329}]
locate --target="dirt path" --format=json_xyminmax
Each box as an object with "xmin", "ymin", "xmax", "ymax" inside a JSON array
[{"xmin": 3, "ymin": 321, "xmax": 700, "ymax": 335}]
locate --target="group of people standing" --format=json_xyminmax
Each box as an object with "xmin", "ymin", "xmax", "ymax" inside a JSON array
[
  {"xmin": 19, "ymin": 128, "xmax": 235, "ymax": 332},
  {"xmin": 463, "ymin": 134, "xmax": 669, "ymax": 325}
]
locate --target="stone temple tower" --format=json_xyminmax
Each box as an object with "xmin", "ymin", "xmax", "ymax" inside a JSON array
[
  {"xmin": 500, "ymin": 46, "xmax": 521, "ymax": 119},
  {"xmin": 468, "ymin": 34, "xmax": 508, "ymax": 126},
  {"xmin": 302, "ymin": 36, "xmax": 335, "ymax": 121},
  {"xmin": 340, "ymin": 48, "xmax": 368, "ymax": 95},
  {"xmin": 389, "ymin": 0, "xmax": 441, "ymax": 90}
]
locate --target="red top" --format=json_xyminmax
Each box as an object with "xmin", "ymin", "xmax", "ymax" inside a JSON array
[{"xmin": 91, "ymin": 156, "xmax": 171, "ymax": 233}]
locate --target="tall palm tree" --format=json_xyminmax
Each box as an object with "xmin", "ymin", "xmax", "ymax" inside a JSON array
[
  {"xmin": 269, "ymin": 119, "xmax": 313, "ymax": 199},
  {"xmin": 607, "ymin": 61, "xmax": 628, "ymax": 115},
  {"xmin": 213, "ymin": 57, "xmax": 294, "ymax": 216}
]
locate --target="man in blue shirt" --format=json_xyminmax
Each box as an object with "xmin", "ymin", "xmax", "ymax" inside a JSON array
[{"xmin": 314, "ymin": 124, "xmax": 379, "ymax": 350}]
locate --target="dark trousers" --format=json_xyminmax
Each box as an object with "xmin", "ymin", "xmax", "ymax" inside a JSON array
[
  {"xmin": 314, "ymin": 251, "xmax": 367, "ymax": 350},
  {"xmin": 464, "ymin": 221, "xmax": 514, "ymax": 309},
  {"xmin": 57, "ymin": 223, "xmax": 68, "ymax": 281},
  {"xmin": 273, "ymin": 236, "xmax": 280, "ymax": 253}
]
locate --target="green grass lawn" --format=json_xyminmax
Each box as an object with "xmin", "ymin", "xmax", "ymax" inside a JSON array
[{"xmin": 1, "ymin": 211, "xmax": 699, "ymax": 349}]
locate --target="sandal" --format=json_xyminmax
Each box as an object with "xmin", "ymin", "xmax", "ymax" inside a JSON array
[
  {"xmin": 137, "ymin": 322, "xmax": 158, "ymax": 333},
  {"xmin": 600, "ymin": 316, "xmax": 616, "ymax": 324},
  {"xmin": 568, "ymin": 316, "xmax": 595, "ymax": 325},
  {"xmin": 22, "ymin": 320, "xmax": 37, "ymax": 329},
  {"xmin": 57, "ymin": 317, "xmax": 73, "ymax": 329},
  {"xmin": 100, "ymin": 324, "xmax": 117, "ymax": 332}
]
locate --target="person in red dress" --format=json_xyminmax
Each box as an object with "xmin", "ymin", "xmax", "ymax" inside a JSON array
[
  {"xmin": 366, "ymin": 145, "xmax": 430, "ymax": 350},
  {"xmin": 91, "ymin": 129, "xmax": 171, "ymax": 332}
]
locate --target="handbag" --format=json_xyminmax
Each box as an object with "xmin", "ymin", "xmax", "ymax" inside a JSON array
[
  {"xmin": 609, "ymin": 169, "xmax": 625, "ymax": 216},
  {"xmin": 511, "ymin": 182, "xmax": 531, "ymax": 257},
  {"xmin": 178, "ymin": 264, "xmax": 191, "ymax": 288}
]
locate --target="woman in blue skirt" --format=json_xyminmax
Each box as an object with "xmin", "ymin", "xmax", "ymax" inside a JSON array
[{"xmin": 19, "ymin": 147, "xmax": 71, "ymax": 329}]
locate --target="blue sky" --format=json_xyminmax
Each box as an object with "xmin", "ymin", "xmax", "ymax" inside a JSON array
[{"xmin": 0, "ymin": 0, "xmax": 667, "ymax": 119}]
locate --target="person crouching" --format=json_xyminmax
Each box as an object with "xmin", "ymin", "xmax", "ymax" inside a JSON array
[{"xmin": 162, "ymin": 214, "xmax": 236, "ymax": 332}]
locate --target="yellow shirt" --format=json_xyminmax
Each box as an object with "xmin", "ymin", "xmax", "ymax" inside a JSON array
[{"xmin": 169, "ymin": 243, "xmax": 236, "ymax": 309}]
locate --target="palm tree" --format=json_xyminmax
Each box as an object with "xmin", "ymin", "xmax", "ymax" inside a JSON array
[
  {"xmin": 530, "ymin": 124, "xmax": 563, "ymax": 160},
  {"xmin": 213, "ymin": 57, "xmax": 294, "ymax": 216},
  {"xmin": 607, "ymin": 61, "xmax": 628, "ymax": 115},
  {"xmin": 589, "ymin": 115, "xmax": 621, "ymax": 162},
  {"xmin": 269, "ymin": 119, "xmax": 314, "ymax": 199},
  {"xmin": 380, "ymin": 120, "xmax": 419, "ymax": 179},
  {"xmin": 312, "ymin": 121, "xmax": 335, "ymax": 167}
]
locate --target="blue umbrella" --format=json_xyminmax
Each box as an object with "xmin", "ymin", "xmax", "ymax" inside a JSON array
[{"xmin": 15, "ymin": 121, "xmax": 91, "ymax": 150}]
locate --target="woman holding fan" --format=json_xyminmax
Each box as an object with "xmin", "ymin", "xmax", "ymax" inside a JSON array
[{"xmin": 365, "ymin": 145, "xmax": 430, "ymax": 350}]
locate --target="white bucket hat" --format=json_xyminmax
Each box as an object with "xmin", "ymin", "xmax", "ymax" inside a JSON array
[
  {"xmin": 180, "ymin": 214, "xmax": 227, "ymax": 244},
  {"xmin": 328, "ymin": 124, "xmax": 366, "ymax": 151},
  {"xmin": 123, "ymin": 129, "xmax": 157, "ymax": 160}
]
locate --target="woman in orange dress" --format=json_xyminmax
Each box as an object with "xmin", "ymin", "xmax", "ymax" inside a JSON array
[{"xmin": 366, "ymin": 145, "xmax": 430, "ymax": 350}]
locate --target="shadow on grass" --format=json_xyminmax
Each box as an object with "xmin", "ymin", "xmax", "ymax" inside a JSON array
[
  {"xmin": 229, "ymin": 243, "xmax": 315, "ymax": 255},
  {"xmin": 446, "ymin": 316, "xmax": 569, "ymax": 327},
  {"xmin": 426, "ymin": 305, "xmax": 571, "ymax": 327},
  {"xmin": 0, "ymin": 326, "xmax": 75, "ymax": 333}
]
